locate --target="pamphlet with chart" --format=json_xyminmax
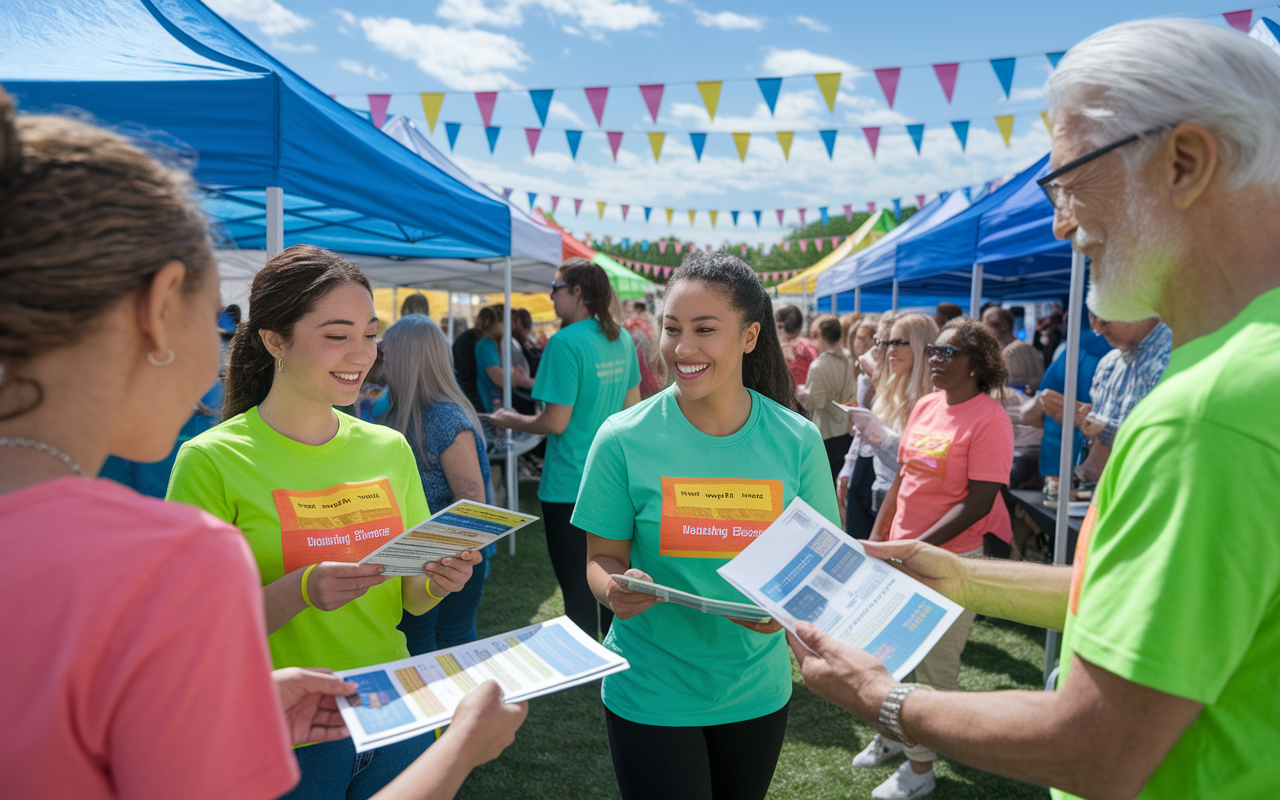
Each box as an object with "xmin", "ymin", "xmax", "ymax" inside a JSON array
[
  {"xmin": 717, "ymin": 498, "xmax": 965, "ymax": 680},
  {"xmin": 335, "ymin": 616, "xmax": 629, "ymax": 751},
  {"xmin": 357, "ymin": 500, "xmax": 538, "ymax": 577},
  {"xmin": 609, "ymin": 574, "xmax": 772, "ymax": 623}
]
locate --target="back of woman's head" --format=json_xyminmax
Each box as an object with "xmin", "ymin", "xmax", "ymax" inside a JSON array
[
  {"xmin": 475, "ymin": 304, "xmax": 503, "ymax": 333},
  {"xmin": 669, "ymin": 250, "xmax": 796, "ymax": 410},
  {"xmin": 872, "ymin": 312, "xmax": 939, "ymax": 431},
  {"xmin": 380, "ymin": 314, "xmax": 484, "ymax": 455},
  {"xmin": 224, "ymin": 245, "xmax": 371, "ymax": 419},
  {"xmin": 814, "ymin": 314, "xmax": 843, "ymax": 346},
  {"xmin": 559, "ymin": 257, "xmax": 621, "ymax": 341},
  {"xmin": 0, "ymin": 87, "xmax": 213, "ymax": 419},
  {"xmin": 942, "ymin": 317, "xmax": 1008, "ymax": 395},
  {"xmin": 1003, "ymin": 339, "xmax": 1045, "ymax": 393}
]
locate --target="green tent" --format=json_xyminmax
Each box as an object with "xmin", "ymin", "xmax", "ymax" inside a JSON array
[{"xmin": 592, "ymin": 252, "xmax": 656, "ymax": 300}]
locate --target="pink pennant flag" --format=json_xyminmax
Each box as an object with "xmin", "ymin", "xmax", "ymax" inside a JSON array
[
  {"xmin": 863, "ymin": 127, "xmax": 881, "ymax": 157},
  {"xmin": 639, "ymin": 84, "xmax": 664, "ymax": 123},
  {"xmin": 916, "ymin": 194, "xmax": 926, "ymax": 208},
  {"xmin": 868, "ymin": 202, "xmax": 876, "ymax": 213},
  {"xmin": 932, "ymin": 63, "xmax": 959, "ymax": 103},
  {"xmin": 658, "ymin": 240, "xmax": 667, "ymax": 254},
  {"xmin": 783, "ymin": 240, "xmax": 791, "ymax": 252},
  {"xmin": 663, "ymin": 266, "xmax": 673, "ymax": 278},
  {"xmin": 621, "ymin": 204, "xmax": 630, "ymax": 220},
  {"xmin": 368, "ymin": 94, "xmax": 391, "ymax": 129},
  {"xmin": 574, "ymin": 198, "xmax": 583, "ymax": 216},
  {"xmin": 798, "ymin": 209, "xmax": 807, "ymax": 226},
  {"xmin": 843, "ymin": 204, "xmax": 852, "ymax": 222},
  {"xmin": 607, "ymin": 131, "xmax": 624, "ymax": 161},
  {"xmin": 740, "ymin": 243, "xmax": 748, "ymax": 257},
  {"xmin": 474, "ymin": 92, "xmax": 498, "ymax": 127},
  {"xmin": 799, "ymin": 239, "xmax": 808, "ymax": 253},
  {"xmin": 1223, "ymin": 10, "xmax": 1251, "ymax": 32},
  {"xmin": 874, "ymin": 68, "xmax": 901, "ymax": 108},
  {"xmin": 705, "ymin": 244, "xmax": 712, "ymax": 252},
  {"xmin": 831, "ymin": 236, "xmax": 840, "ymax": 249},
  {"xmin": 525, "ymin": 127, "xmax": 541, "ymax": 156},
  {"xmin": 585, "ymin": 87, "xmax": 609, "ymax": 126},
  {"xmin": 776, "ymin": 209, "xmax": 785, "ymax": 226},
  {"xmin": 550, "ymin": 196, "xmax": 560, "ymax": 213}
]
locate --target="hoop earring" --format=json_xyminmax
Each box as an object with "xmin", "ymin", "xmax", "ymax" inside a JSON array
[
  {"xmin": 146, "ymin": 348, "xmax": 176, "ymax": 367},
  {"xmin": 277, "ymin": 357, "xmax": 284, "ymax": 374}
]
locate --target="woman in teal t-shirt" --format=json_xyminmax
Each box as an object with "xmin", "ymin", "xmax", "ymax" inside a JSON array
[{"xmin": 573, "ymin": 252, "xmax": 840, "ymax": 800}]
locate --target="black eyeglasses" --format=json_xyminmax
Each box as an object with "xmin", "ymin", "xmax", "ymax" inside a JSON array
[
  {"xmin": 924, "ymin": 343, "xmax": 963, "ymax": 361},
  {"xmin": 549, "ymin": 282, "xmax": 569, "ymax": 298},
  {"xmin": 875, "ymin": 338, "xmax": 910, "ymax": 348},
  {"xmin": 1036, "ymin": 125, "xmax": 1170, "ymax": 210}
]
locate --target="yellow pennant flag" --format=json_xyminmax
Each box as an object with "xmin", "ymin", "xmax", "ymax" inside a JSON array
[
  {"xmin": 710, "ymin": 210, "xmax": 718, "ymax": 228},
  {"xmin": 688, "ymin": 209, "xmax": 697, "ymax": 226},
  {"xmin": 995, "ymin": 115, "xmax": 1015, "ymax": 147},
  {"xmin": 420, "ymin": 93, "xmax": 445, "ymax": 133},
  {"xmin": 648, "ymin": 132, "xmax": 665, "ymax": 162},
  {"xmin": 697, "ymin": 80, "xmax": 723, "ymax": 121},
  {"xmin": 665, "ymin": 208, "xmax": 674, "ymax": 224},
  {"xmin": 776, "ymin": 131, "xmax": 794, "ymax": 161},
  {"xmin": 814, "ymin": 73, "xmax": 841, "ymax": 112},
  {"xmin": 733, "ymin": 132, "xmax": 750, "ymax": 162},
  {"xmin": 597, "ymin": 201, "xmax": 606, "ymax": 219},
  {"xmin": 1040, "ymin": 110, "xmax": 1053, "ymax": 135}
]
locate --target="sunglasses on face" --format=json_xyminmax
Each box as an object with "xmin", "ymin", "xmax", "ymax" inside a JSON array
[
  {"xmin": 549, "ymin": 282, "xmax": 569, "ymax": 298},
  {"xmin": 924, "ymin": 343, "xmax": 963, "ymax": 361},
  {"xmin": 874, "ymin": 338, "xmax": 910, "ymax": 348}
]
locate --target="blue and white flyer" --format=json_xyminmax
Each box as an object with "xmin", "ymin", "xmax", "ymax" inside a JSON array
[{"xmin": 358, "ymin": 499, "xmax": 538, "ymax": 577}]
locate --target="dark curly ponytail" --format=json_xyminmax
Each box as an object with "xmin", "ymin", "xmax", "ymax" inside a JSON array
[
  {"xmin": 559, "ymin": 257, "xmax": 620, "ymax": 341},
  {"xmin": 669, "ymin": 251, "xmax": 797, "ymax": 410}
]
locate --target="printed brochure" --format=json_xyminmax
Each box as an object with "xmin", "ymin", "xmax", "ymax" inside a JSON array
[
  {"xmin": 610, "ymin": 574, "xmax": 773, "ymax": 623},
  {"xmin": 718, "ymin": 498, "xmax": 965, "ymax": 680},
  {"xmin": 335, "ymin": 616, "xmax": 628, "ymax": 752},
  {"xmin": 357, "ymin": 500, "xmax": 538, "ymax": 577}
]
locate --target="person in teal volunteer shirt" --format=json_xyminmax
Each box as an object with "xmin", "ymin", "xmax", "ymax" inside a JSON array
[
  {"xmin": 488, "ymin": 258, "xmax": 640, "ymax": 639},
  {"xmin": 573, "ymin": 251, "xmax": 839, "ymax": 800}
]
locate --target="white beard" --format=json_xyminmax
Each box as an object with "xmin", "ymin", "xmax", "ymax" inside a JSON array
[{"xmin": 1077, "ymin": 184, "xmax": 1180, "ymax": 322}]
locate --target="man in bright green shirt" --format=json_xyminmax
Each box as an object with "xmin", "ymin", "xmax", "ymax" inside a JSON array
[{"xmin": 772, "ymin": 19, "xmax": 1280, "ymax": 800}]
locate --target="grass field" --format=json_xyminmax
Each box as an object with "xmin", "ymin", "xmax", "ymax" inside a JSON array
[{"xmin": 466, "ymin": 482, "xmax": 1052, "ymax": 800}]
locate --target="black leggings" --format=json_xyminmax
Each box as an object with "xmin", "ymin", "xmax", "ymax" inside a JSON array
[
  {"xmin": 540, "ymin": 501, "xmax": 613, "ymax": 640},
  {"xmin": 845, "ymin": 453, "xmax": 877, "ymax": 540},
  {"xmin": 605, "ymin": 704, "xmax": 789, "ymax": 800}
]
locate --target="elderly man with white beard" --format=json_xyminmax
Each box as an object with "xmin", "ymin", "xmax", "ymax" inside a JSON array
[{"xmin": 786, "ymin": 18, "xmax": 1280, "ymax": 800}]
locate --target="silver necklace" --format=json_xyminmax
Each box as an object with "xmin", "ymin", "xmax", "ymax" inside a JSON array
[{"xmin": 0, "ymin": 437, "xmax": 90, "ymax": 477}]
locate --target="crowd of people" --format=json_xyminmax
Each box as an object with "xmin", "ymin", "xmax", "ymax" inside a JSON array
[{"xmin": 3, "ymin": 15, "xmax": 1279, "ymax": 800}]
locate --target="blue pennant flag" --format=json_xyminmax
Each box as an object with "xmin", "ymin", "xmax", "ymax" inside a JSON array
[
  {"xmin": 565, "ymin": 130, "xmax": 582, "ymax": 159},
  {"xmin": 485, "ymin": 126, "xmax": 501, "ymax": 153},
  {"xmin": 641, "ymin": 240, "xmax": 650, "ymax": 251},
  {"xmin": 644, "ymin": 206, "xmax": 652, "ymax": 222},
  {"xmin": 907, "ymin": 123, "xmax": 925, "ymax": 154},
  {"xmin": 527, "ymin": 192, "xmax": 537, "ymax": 211},
  {"xmin": 731, "ymin": 210, "xmax": 739, "ymax": 226},
  {"xmin": 1046, "ymin": 52, "xmax": 1065, "ymax": 69},
  {"xmin": 529, "ymin": 89, "xmax": 554, "ymax": 127},
  {"xmin": 756, "ymin": 77, "xmax": 782, "ymax": 115},
  {"xmin": 819, "ymin": 206, "xmax": 829, "ymax": 225},
  {"xmin": 963, "ymin": 186, "xmax": 972, "ymax": 202},
  {"xmin": 951, "ymin": 120, "xmax": 970, "ymax": 151},
  {"xmin": 819, "ymin": 129, "xmax": 837, "ymax": 159},
  {"xmin": 753, "ymin": 210, "xmax": 762, "ymax": 227},
  {"xmin": 893, "ymin": 198, "xmax": 902, "ymax": 219},
  {"xmin": 690, "ymin": 132, "xmax": 707, "ymax": 161},
  {"xmin": 445, "ymin": 122, "xmax": 461, "ymax": 151},
  {"xmin": 622, "ymin": 238, "xmax": 631, "ymax": 249},
  {"xmin": 990, "ymin": 58, "xmax": 1016, "ymax": 99}
]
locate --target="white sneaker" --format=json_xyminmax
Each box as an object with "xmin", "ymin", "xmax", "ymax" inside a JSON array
[
  {"xmin": 870, "ymin": 761, "xmax": 936, "ymax": 800},
  {"xmin": 851, "ymin": 734, "xmax": 905, "ymax": 768}
]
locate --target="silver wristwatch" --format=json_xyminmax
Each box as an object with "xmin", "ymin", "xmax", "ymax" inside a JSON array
[{"xmin": 878, "ymin": 683, "xmax": 932, "ymax": 748}]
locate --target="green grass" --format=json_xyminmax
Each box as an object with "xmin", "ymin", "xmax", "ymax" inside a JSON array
[{"xmin": 467, "ymin": 481, "xmax": 1051, "ymax": 799}]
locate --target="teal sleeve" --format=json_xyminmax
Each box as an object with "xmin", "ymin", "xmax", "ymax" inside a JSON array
[
  {"xmin": 798, "ymin": 424, "xmax": 841, "ymax": 527},
  {"xmin": 166, "ymin": 443, "xmax": 234, "ymax": 524},
  {"xmin": 569, "ymin": 420, "xmax": 635, "ymax": 540},
  {"xmin": 1073, "ymin": 420, "xmax": 1280, "ymax": 703},
  {"xmin": 532, "ymin": 336, "xmax": 579, "ymax": 407},
  {"xmin": 624, "ymin": 328, "xmax": 641, "ymax": 390},
  {"xmin": 475, "ymin": 337, "xmax": 500, "ymax": 371}
]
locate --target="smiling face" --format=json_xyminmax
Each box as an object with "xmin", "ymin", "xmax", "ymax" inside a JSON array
[
  {"xmin": 262, "ymin": 281, "xmax": 378, "ymax": 410},
  {"xmin": 661, "ymin": 279, "xmax": 758, "ymax": 404},
  {"xmin": 886, "ymin": 320, "xmax": 914, "ymax": 376},
  {"xmin": 927, "ymin": 328, "xmax": 975, "ymax": 393}
]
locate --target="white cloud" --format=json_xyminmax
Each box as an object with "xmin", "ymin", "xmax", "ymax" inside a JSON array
[
  {"xmin": 694, "ymin": 9, "xmax": 765, "ymax": 31},
  {"xmin": 273, "ymin": 40, "xmax": 318, "ymax": 52},
  {"xmin": 436, "ymin": 0, "xmax": 522, "ymax": 27},
  {"xmin": 337, "ymin": 59, "xmax": 389, "ymax": 80},
  {"xmin": 433, "ymin": 0, "xmax": 661, "ymax": 33},
  {"xmin": 333, "ymin": 8, "xmax": 358, "ymax": 32},
  {"xmin": 759, "ymin": 48, "xmax": 860, "ymax": 88},
  {"xmin": 358, "ymin": 16, "xmax": 531, "ymax": 90},
  {"xmin": 1007, "ymin": 86, "xmax": 1046, "ymax": 103},
  {"xmin": 791, "ymin": 15, "xmax": 828, "ymax": 33},
  {"xmin": 549, "ymin": 100, "xmax": 585, "ymax": 126},
  {"xmin": 205, "ymin": 0, "xmax": 312, "ymax": 36}
]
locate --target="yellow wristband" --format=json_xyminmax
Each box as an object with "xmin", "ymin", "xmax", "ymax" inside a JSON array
[
  {"xmin": 424, "ymin": 579, "xmax": 445, "ymax": 601},
  {"xmin": 301, "ymin": 563, "xmax": 318, "ymax": 609}
]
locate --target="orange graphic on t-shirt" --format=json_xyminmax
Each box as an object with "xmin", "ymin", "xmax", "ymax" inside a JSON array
[
  {"xmin": 273, "ymin": 479, "xmax": 404, "ymax": 573},
  {"xmin": 658, "ymin": 477, "xmax": 784, "ymax": 558},
  {"xmin": 1068, "ymin": 504, "xmax": 1098, "ymax": 616},
  {"xmin": 903, "ymin": 431, "xmax": 954, "ymax": 478}
]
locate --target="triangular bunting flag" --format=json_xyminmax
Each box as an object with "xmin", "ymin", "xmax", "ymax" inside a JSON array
[
  {"xmin": 776, "ymin": 131, "xmax": 794, "ymax": 160},
  {"xmin": 951, "ymin": 120, "xmax": 970, "ymax": 151},
  {"xmin": 607, "ymin": 131, "xmax": 624, "ymax": 161},
  {"xmin": 933, "ymin": 63, "xmax": 959, "ymax": 103},
  {"xmin": 995, "ymin": 115, "xmax": 1015, "ymax": 147},
  {"xmin": 420, "ymin": 93, "xmax": 444, "ymax": 133},
  {"xmin": 783, "ymin": 240, "xmax": 791, "ymax": 251},
  {"xmin": 525, "ymin": 127, "xmax": 541, "ymax": 156},
  {"xmin": 799, "ymin": 238, "xmax": 808, "ymax": 253},
  {"xmin": 862, "ymin": 127, "xmax": 881, "ymax": 158},
  {"xmin": 963, "ymin": 187, "xmax": 972, "ymax": 202},
  {"xmin": 648, "ymin": 132, "xmax": 665, "ymax": 162},
  {"xmin": 565, "ymin": 130, "xmax": 582, "ymax": 159},
  {"xmin": 658, "ymin": 240, "xmax": 667, "ymax": 255},
  {"xmin": 527, "ymin": 192, "xmax": 537, "ymax": 211},
  {"xmin": 1224, "ymin": 10, "xmax": 1251, "ymax": 32},
  {"xmin": 989, "ymin": 58, "xmax": 1016, "ymax": 99},
  {"xmin": 831, "ymin": 236, "xmax": 840, "ymax": 249},
  {"xmin": 753, "ymin": 210, "xmax": 762, "ymax": 227},
  {"xmin": 709, "ymin": 210, "xmax": 718, "ymax": 228},
  {"xmin": 551, "ymin": 196, "xmax": 560, "ymax": 213},
  {"xmin": 484, "ymin": 126, "xmax": 501, "ymax": 153},
  {"xmin": 798, "ymin": 208, "xmax": 806, "ymax": 225},
  {"xmin": 1046, "ymin": 52, "xmax": 1065, "ymax": 69},
  {"xmin": 621, "ymin": 204, "xmax": 629, "ymax": 221},
  {"xmin": 733, "ymin": 132, "xmax": 750, "ymax": 162},
  {"xmin": 1040, "ymin": 111, "xmax": 1053, "ymax": 134},
  {"xmin": 688, "ymin": 209, "xmax": 696, "ymax": 226},
  {"xmin": 644, "ymin": 207, "xmax": 652, "ymax": 222},
  {"xmin": 819, "ymin": 129, "xmax": 837, "ymax": 159},
  {"xmin": 757, "ymin": 77, "xmax": 782, "ymax": 115},
  {"xmin": 819, "ymin": 207, "xmax": 829, "ymax": 225},
  {"xmin": 665, "ymin": 208, "xmax": 674, "ymax": 224},
  {"xmin": 639, "ymin": 84, "xmax": 664, "ymax": 122},
  {"xmin": 740, "ymin": 243, "xmax": 748, "ymax": 257},
  {"xmin": 368, "ymin": 94, "xmax": 391, "ymax": 128},
  {"xmin": 445, "ymin": 122, "xmax": 461, "ymax": 150},
  {"xmin": 528, "ymin": 89, "xmax": 553, "ymax": 127},
  {"xmin": 776, "ymin": 209, "xmax": 785, "ymax": 226},
  {"xmin": 597, "ymin": 201, "xmax": 606, "ymax": 219},
  {"xmin": 690, "ymin": 132, "xmax": 707, "ymax": 161},
  {"xmin": 475, "ymin": 91, "xmax": 497, "ymax": 128},
  {"xmin": 697, "ymin": 81, "xmax": 723, "ymax": 120},
  {"xmin": 874, "ymin": 68, "xmax": 901, "ymax": 108},
  {"xmin": 916, "ymin": 194, "xmax": 926, "ymax": 208},
  {"xmin": 574, "ymin": 198, "xmax": 583, "ymax": 216},
  {"xmin": 502, "ymin": 187, "xmax": 513, "ymax": 199},
  {"xmin": 907, "ymin": 123, "xmax": 925, "ymax": 154},
  {"xmin": 893, "ymin": 198, "xmax": 901, "ymax": 219},
  {"xmin": 585, "ymin": 86, "xmax": 608, "ymax": 126},
  {"xmin": 731, "ymin": 210, "xmax": 739, "ymax": 226},
  {"xmin": 868, "ymin": 202, "xmax": 876, "ymax": 213},
  {"xmin": 843, "ymin": 204, "xmax": 852, "ymax": 222},
  {"xmin": 815, "ymin": 73, "xmax": 841, "ymax": 112}
]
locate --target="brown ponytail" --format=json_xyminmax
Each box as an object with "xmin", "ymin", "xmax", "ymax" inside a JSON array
[
  {"xmin": 559, "ymin": 257, "xmax": 620, "ymax": 341},
  {"xmin": 223, "ymin": 245, "xmax": 372, "ymax": 419}
]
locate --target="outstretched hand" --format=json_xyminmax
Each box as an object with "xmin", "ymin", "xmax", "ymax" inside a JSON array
[
  {"xmin": 862, "ymin": 539, "xmax": 970, "ymax": 608},
  {"xmin": 786, "ymin": 622, "xmax": 895, "ymax": 722},
  {"xmin": 273, "ymin": 667, "xmax": 357, "ymax": 746}
]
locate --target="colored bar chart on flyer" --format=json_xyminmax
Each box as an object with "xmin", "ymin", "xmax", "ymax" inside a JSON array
[{"xmin": 358, "ymin": 499, "xmax": 539, "ymax": 576}]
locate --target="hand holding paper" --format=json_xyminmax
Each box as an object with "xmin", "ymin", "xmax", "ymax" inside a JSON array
[
  {"xmin": 606, "ymin": 570, "xmax": 664, "ymax": 620},
  {"xmin": 786, "ymin": 623, "xmax": 897, "ymax": 720},
  {"xmin": 832, "ymin": 402, "xmax": 890, "ymax": 447}
]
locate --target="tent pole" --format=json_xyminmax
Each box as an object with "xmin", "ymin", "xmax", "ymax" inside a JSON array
[
  {"xmin": 265, "ymin": 186, "xmax": 284, "ymax": 258},
  {"xmin": 392, "ymin": 287, "xmax": 398, "ymax": 322},
  {"xmin": 854, "ymin": 286, "xmax": 861, "ymax": 314},
  {"xmin": 1045, "ymin": 250, "xmax": 1086, "ymax": 686},
  {"xmin": 503, "ymin": 256, "xmax": 518, "ymax": 555},
  {"xmin": 970, "ymin": 263, "xmax": 985, "ymax": 316},
  {"xmin": 446, "ymin": 293, "xmax": 455, "ymax": 342},
  {"xmin": 891, "ymin": 278, "xmax": 899, "ymax": 311}
]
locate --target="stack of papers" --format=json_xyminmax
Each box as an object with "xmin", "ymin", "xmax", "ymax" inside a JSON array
[
  {"xmin": 335, "ymin": 617, "xmax": 628, "ymax": 751},
  {"xmin": 610, "ymin": 574, "xmax": 772, "ymax": 623},
  {"xmin": 358, "ymin": 500, "xmax": 538, "ymax": 577},
  {"xmin": 718, "ymin": 498, "xmax": 965, "ymax": 680}
]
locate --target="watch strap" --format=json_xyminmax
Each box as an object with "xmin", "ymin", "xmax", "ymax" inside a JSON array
[{"xmin": 877, "ymin": 683, "xmax": 932, "ymax": 748}]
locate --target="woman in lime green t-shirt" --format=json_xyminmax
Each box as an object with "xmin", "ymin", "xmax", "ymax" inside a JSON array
[
  {"xmin": 168, "ymin": 246, "xmax": 481, "ymax": 799},
  {"xmin": 573, "ymin": 252, "xmax": 840, "ymax": 800}
]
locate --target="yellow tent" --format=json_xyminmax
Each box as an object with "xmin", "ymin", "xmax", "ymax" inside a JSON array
[
  {"xmin": 776, "ymin": 210, "xmax": 897, "ymax": 295},
  {"xmin": 482, "ymin": 292, "xmax": 558, "ymax": 324},
  {"xmin": 373, "ymin": 288, "xmax": 558, "ymax": 333}
]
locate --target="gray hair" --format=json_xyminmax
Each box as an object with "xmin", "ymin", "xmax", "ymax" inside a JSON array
[{"xmin": 1046, "ymin": 18, "xmax": 1280, "ymax": 190}]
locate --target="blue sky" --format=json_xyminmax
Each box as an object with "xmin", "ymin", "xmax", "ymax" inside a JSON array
[{"xmin": 209, "ymin": 0, "xmax": 1274, "ymax": 249}]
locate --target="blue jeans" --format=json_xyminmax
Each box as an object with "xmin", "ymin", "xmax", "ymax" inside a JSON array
[
  {"xmin": 281, "ymin": 734, "xmax": 431, "ymax": 800},
  {"xmin": 398, "ymin": 556, "xmax": 491, "ymax": 655}
]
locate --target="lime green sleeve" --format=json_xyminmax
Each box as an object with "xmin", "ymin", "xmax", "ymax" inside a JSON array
[
  {"xmin": 166, "ymin": 442, "xmax": 234, "ymax": 525},
  {"xmin": 798, "ymin": 424, "xmax": 841, "ymax": 527},
  {"xmin": 395, "ymin": 435, "xmax": 431, "ymax": 525}
]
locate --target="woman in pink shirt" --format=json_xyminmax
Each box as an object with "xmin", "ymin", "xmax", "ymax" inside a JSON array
[
  {"xmin": 0, "ymin": 88, "xmax": 522, "ymax": 800},
  {"xmin": 855, "ymin": 318, "xmax": 1014, "ymax": 800}
]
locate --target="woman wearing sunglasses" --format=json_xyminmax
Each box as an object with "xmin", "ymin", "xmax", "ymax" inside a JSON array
[{"xmin": 855, "ymin": 318, "xmax": 1014, "ymax": 800}]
